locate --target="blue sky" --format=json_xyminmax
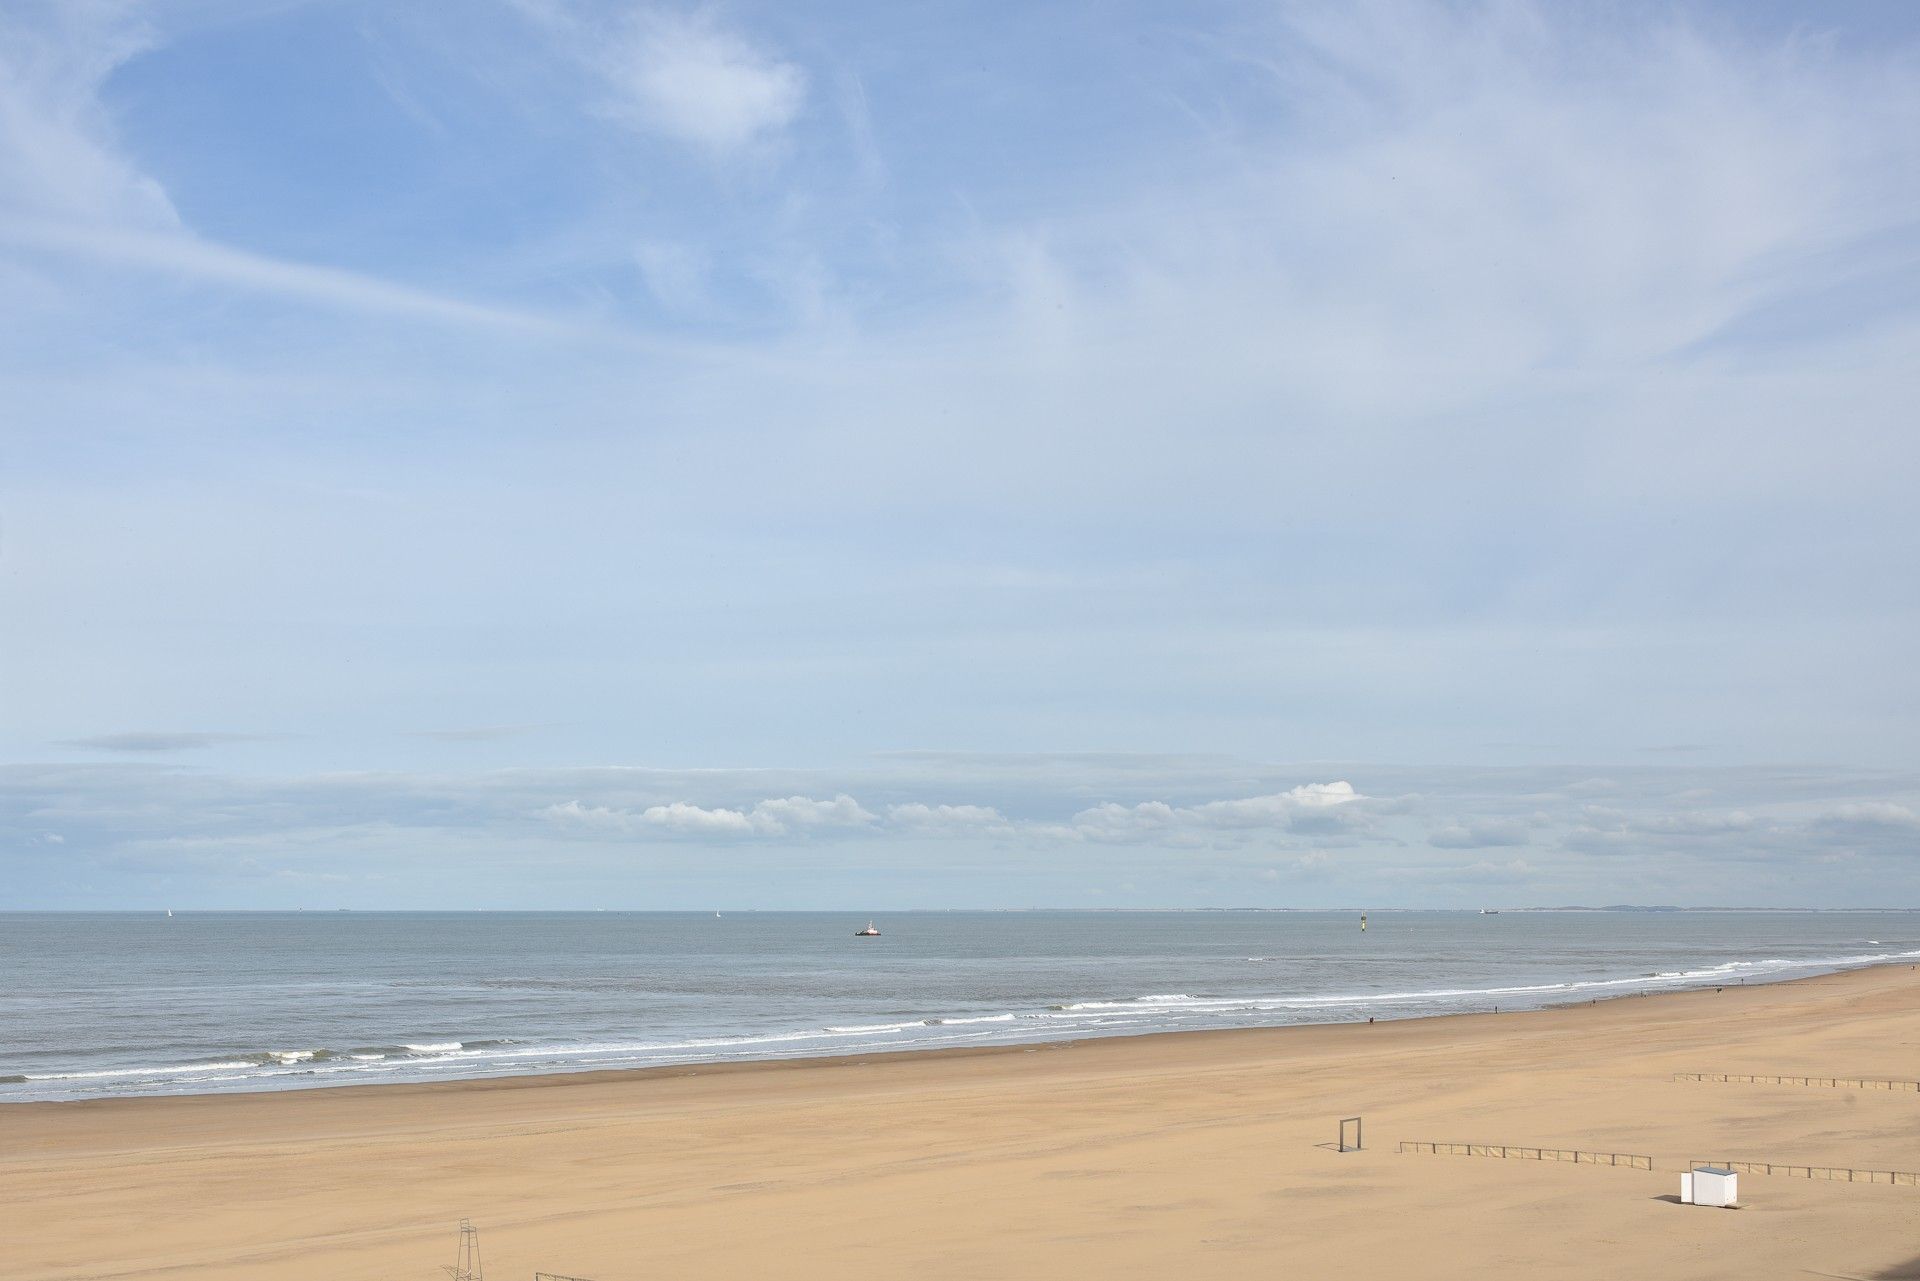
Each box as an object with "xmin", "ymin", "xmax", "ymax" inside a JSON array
[{"xmin": 3, "ymin": 0, "xmax": 1918, "ymax": 909}]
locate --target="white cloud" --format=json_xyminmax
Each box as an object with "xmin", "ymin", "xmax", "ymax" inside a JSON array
[
  {"xmin": 1067, "ymin": 782, "xmax": 1364, "ymax": 843},
  {"xmin": 13, "ymin": 760, "xmax": 1920, "ymax": 905},
  {"xmin": 542, "ymin": 780, "xmax": 1364, "ymax": 846},
  {"xmin": 749, "ymin": 793, "xmax": 876, "ymax": 831},
  {"xmin": 602, "ymin": 12, "xmax": 805, "ymax": 156},
  {"xmin": 638, "ymin": 799, "xmax": 759, "ymax": 835},
  {"xmin": 539, "ymin": 798, "xmax": 650, "ymax": 832},
  {"xmin": 542, "ymin": 792, "xmax": 874, "ymax": 839},
  {"xmin": 1192, "ymin": 780, "xmax": 1360, "ymax": 824}
]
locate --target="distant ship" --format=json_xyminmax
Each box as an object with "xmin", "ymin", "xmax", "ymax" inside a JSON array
[
  {"xmin": 1481, "ymin": 909, "xmax": 1499, "ymax": 915},
  {"xmin": 855, "ymin": 921, "xmax": 881, "ymax": 937}
]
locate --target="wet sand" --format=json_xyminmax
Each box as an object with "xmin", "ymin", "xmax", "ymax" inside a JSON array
[{"xmin": 5, "ymin": 965, "xmax": 1919, "ymax": 1280}]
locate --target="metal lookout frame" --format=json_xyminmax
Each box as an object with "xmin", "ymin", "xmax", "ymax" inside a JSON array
[
  {"xmin": 1339, "ymin": 1116, "xmax": 1363, "ymax": 1152},
  {"xmin": 444, "ymin": 1219, "xmax": 482, "ymax": 1281}
]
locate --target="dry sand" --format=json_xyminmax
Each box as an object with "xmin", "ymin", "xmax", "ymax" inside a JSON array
[{"xmin": 6, "ymin": 965, "xmax": 1920, "ymax": 1281}]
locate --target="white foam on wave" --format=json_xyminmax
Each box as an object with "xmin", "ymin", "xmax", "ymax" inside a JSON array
[
  {"xmin": 929, "ymin": 1014, "xmax": 1017, "ymax": 1026},
  {"xmin": 25, "ymin": 1060, "xmax": 254, "ymax": 1081},
  {"xmin": 1045, "ymin": 946, "xmax": 1920, "ymax": 1020},
  {"xmin": 402, "ymin": 1042, "xmax": 461, "ymax": 1053}
]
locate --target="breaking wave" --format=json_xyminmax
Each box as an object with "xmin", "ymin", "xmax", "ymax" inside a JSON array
[{"xmin": 6, "ymin": 932, "xmax": 1915, "ymax": 1103}]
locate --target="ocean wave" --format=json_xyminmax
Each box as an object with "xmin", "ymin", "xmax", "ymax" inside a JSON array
[
  {"xmin": 10, "ymin": 941, "xmax": 1917, "ymax": 1102},
  {"xmin": 927, "ymin": 1014, "xmax": 1016, "ymax": 1025},
  {"xmin": 1040, "ymin": 946, "xmax": 1920, "ymax": 1020},
  {"xmin": 1057, "ymin": 994, "xmax": 1199, "ymax": 1011},
  {"xmin": 24, "ymin": 1059, "xmax": 256, "ymax": 1082}
]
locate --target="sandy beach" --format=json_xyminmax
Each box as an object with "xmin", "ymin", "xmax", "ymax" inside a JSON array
[{"xmin": 5, "ymin": 965, "xmax": 1919, "ymax": 1281}]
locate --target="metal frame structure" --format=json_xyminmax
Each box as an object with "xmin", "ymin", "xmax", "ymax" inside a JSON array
[
  {"xmin": 1339, "ymin": 1116, "xmax": 1363, "ymax": 1152},
  {"xmin": 444, "ymin": 1219, "xmax": 482, "ymax": 1281}
]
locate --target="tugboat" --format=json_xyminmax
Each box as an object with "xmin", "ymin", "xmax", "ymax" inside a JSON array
[{"xmin": 855, "ymin": 920, "xmax": 881, "ymax": 937}]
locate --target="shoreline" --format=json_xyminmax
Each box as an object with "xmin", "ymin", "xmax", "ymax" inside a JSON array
[
  {"xmin": 12, "ymin": 956, "xmax": 1915, "ymax": 1115},
  {"xmin": 8, "ymin": 960, "xmax": 1918, "ymax": 1279}
]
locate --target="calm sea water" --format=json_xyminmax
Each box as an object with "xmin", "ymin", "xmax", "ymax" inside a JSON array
[{"xmin": 3, "ymin": 910, "xmax": 1915, "ymax": 1103}]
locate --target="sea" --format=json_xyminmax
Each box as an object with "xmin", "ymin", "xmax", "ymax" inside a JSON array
[{"xmin": 3, "ymin": 909, "xmax": 1916, "ymax": 1103}]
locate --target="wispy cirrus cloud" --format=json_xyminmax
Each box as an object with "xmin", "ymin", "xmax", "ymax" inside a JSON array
[
  {"xmin": 0, "ymin": 219, "xmax": 697, "ymax": 344},
  {"xmin": 55, "ymin": 731, "xmax": 272, "ymax": 753},
  {"xmin": 4, "ymin": 4, "xmax": 1920, "ymax": 911},
  {"xmin": 0, "ymin": 0, "xmax": 176, "ymax": 229}
]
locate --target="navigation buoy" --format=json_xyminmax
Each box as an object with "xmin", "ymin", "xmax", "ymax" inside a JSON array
[{"xmin": 1360, "ymin": 913, "xmax": 1368, "ymax": 932}]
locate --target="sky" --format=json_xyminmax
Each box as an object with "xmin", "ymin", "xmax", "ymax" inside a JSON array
[{"xmin": 2, "ymin": 0, "xmax": 1918, "ymax": 910}]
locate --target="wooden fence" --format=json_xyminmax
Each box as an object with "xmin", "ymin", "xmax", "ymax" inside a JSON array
[
  {"xmin": 1675, "ymin": 1072, "xmax": 1920, "ymax": 1092},
  {"xmin": 1398, "ymin": 1141, "xmax": 1653, "ymax": 1170},
  {"xmin": 1395, "ymin": 1137, "xmax": 1920, "ymax": 1188},
  {"xmin": 1686, "ymin": 1159, "xmax": 1920, "ymax": 1187}
]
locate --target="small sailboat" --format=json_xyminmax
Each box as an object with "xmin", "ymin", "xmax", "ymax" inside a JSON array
[
  {"xmin": 855, "ymin": 920, "xmax": 881, "ymax": 937},
  {"xmin": 165, "ymin": 909, "xmax": 173, "ymax": 918}
]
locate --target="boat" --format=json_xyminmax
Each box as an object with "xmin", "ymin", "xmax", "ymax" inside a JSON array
[
  {"xmin": 855, "ymin": 921, "xmax": 881, "ymax": 937},
  {"xmin": 1480, "ymin": 908, "xmax": 1499, "ymax": 915}
]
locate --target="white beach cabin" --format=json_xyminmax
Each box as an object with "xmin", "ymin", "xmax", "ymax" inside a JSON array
[{"xmin": 1680, "ymin": 1166, "xmax": 1738, "ymax": 1207}]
